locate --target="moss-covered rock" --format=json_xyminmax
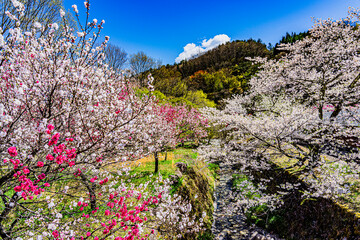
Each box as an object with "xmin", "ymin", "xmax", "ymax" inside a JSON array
[{"xmin": 174, "ymin": 162, "xmax": 215, "ymax": 239}]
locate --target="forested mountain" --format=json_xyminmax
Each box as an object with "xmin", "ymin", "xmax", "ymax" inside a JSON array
[
  {"xmin": 148, "ymin": 39, "xmax": 271, "ymax": 106},
  {"xmin": 176, "ymin": 39, "xmax": 271, "ymax": 78}
]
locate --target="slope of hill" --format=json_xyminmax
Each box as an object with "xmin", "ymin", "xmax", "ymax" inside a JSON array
[{"xmin": 149, "ymin": 39, "xmax": 271, "ymax": 106}]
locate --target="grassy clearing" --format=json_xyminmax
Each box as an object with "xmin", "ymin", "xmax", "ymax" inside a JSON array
[
  {"xmin": 116, "ymin": 148, "xmax": 215, "ymax": 186},
  {"xmin": 2, "ymin": 147, "xmax": 216, "ymax": 239},
  {"xmin": 5, "ymin": 148, "xmax": 218, "ymax": 240}
]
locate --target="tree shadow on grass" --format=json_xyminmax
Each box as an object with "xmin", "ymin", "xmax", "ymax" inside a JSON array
[{"xmin": 237, "ymin": 163, "xmax": 360, "ymax": 240}]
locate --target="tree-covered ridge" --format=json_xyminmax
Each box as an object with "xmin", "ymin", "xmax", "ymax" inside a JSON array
[
  {"xmin": 273, "ymin": 31, "xmax": 310, "ymax": 55},
  {"xmin": 101, "ymin": 28, "xmax": 309, "ymax": 108},
  {"xmin": 176, "ymin": 39, "xmax": 271, "ymax": 77},
  {"xmin": 148, "ymin": 40, "xmax": 270, "ymax": 106}
]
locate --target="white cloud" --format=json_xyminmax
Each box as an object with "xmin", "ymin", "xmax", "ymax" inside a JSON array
[
  {"xmin": 175, "ymin": 43, "xmax": 205, "ymax": 63},
  {"xmin": 175, "ymin": 34, "xmax": 230, "ymax": 63}
]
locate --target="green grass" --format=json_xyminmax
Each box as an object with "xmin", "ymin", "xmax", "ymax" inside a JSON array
[
  {"xmin": 127, "ymin": 148, "xmax": 200, "ymax": 184},
  {"xmin": 4, "ymin": 147, "xmax": 215, "ymax": 239},
  {"xmin": 207, "ymin": 163, "xmax": 220, "ymax": 179}
]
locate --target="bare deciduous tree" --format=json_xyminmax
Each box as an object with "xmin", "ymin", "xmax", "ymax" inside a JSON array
[
  {"xmin": 104, "ymin": 43, "xmax": 127, "ymax": 73},
  {"xmin": 129, "ymin": 51, "xmax": 161, "ymax": 87}
]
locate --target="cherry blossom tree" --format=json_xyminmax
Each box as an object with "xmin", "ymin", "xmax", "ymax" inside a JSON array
[
  {"xmin": 0, "ymin": 1, "xmax": 203, "ymax": 239},
  {"xmin": 202, "ymin": 8, "xmax": 360, "ymax": 209}
]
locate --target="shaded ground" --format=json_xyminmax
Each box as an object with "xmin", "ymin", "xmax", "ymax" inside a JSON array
[{"xmin": 212, "ymin": 162, "xmax": 281, "ymax": 240}]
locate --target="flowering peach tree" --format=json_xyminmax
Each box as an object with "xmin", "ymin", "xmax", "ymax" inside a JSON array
[
  {"xmin": 0, "ymin": 1, "xmax": 203, "ymax": 239},
  {"xmin": 172, "ymin": 105, "xmax": 208, "ymax": 145},
  {"xmin": 140, "ymin": 103, "xmax": 208, "ymax": 173}
]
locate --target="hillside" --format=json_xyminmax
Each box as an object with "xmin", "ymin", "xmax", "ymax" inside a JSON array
[{"xmin": 148, "ymin": 39, "xmax": 271, "ymax": 106}]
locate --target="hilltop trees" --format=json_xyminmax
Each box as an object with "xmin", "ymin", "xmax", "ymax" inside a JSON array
[
  {"xmin": 273, "ymin": 31, "xmax": 309, "ymax": 55},
  {"xmin": 177, "ymin": 39, "xmax": 270, "ymax": 78},
  {"xmin": 203, "ymin": 9, "xmax": 360, "ymax": 209},
  {"xmin": 187, "ymin": 69, "xmax": 247, "ymax": 103}
]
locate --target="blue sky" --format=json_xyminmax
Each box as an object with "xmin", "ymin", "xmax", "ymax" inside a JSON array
[{"xmin": 64, "ymin": 0, "xmax": 359, "ymax": 64}]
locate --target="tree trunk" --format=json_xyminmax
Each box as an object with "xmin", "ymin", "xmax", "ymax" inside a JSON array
[
  {"xmin": 154, "ymin": 152, "xmax": 159, "ymax": 173},
  {"xmin": 79, "ymin": 173, "xmax": 97, "ymax": 210}
]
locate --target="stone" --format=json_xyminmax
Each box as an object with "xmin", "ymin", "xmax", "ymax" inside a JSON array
[
  {"xmin": 169, "ymin": 174, "xmax": 179, "ymax": 184},
  {"xmin": 175, "ymin": 162, "xmax": 188, "ymax": 173}
]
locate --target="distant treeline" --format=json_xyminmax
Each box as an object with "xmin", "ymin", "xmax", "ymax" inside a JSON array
[{"xmin": 273, "ymin": 31, "xmax": 309, "ymax": 55}]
